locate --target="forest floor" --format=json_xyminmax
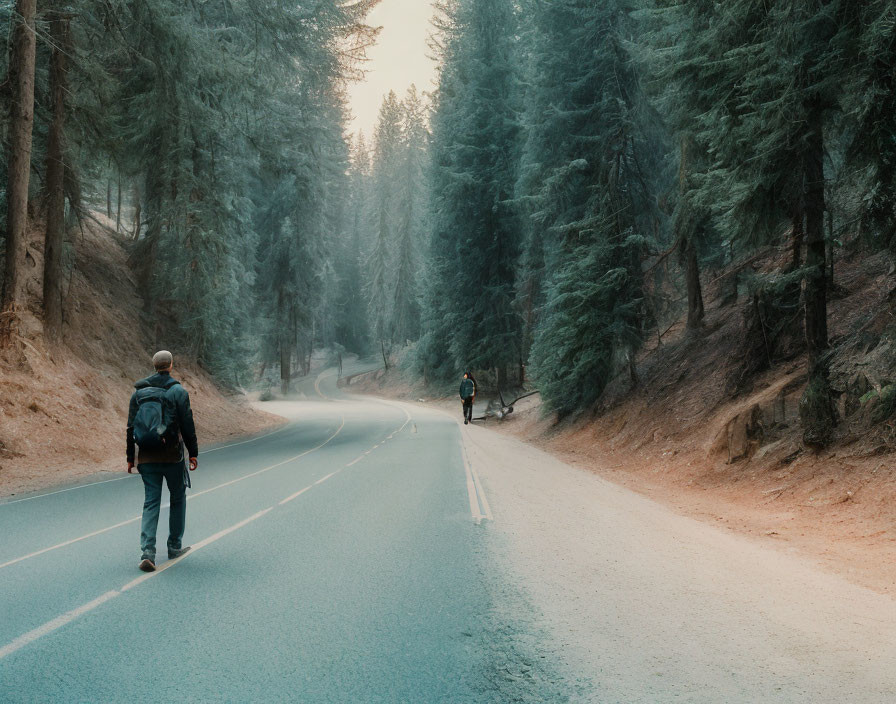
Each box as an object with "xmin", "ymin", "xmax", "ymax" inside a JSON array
[
  {"xmin": 351, "ymin": 244, "xmax": 896, "ymax": 596},
  {"xmin": 0, "ymin": 212, "xmax": 283, "ymax": 499}
]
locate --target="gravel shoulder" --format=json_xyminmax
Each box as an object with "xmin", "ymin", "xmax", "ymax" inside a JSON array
[{"xmin": 460, "ymin": 420, "xmax": 896, "ymax": 702}]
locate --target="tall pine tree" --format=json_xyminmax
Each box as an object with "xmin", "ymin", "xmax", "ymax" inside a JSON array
[
  {"xmin": 423, "ymin": 0, "xmax": 522, "ymax": 386},
  {"xmin": 367, "ymin": 91, "xmax": 404, "ymax": 359},
  {"xmin": 391, "ymin": 85, "xmax": 428, "ymax": 347},
  {"xmin": 522, "ymin": 0, "xmax": 653, "ymax": 415}
]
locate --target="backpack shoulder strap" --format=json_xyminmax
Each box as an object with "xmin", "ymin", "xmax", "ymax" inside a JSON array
[{"xmin": 135, "ymin": 386, "xmax": 171, "ymax": 405}]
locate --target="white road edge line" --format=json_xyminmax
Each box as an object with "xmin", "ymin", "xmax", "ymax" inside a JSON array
[
  {"xmin": 0, "ymin": 516, "xmax": 140, "ymax": 571},
  {"xmin": 285, "ymin": 407, "xmax": 410, "ymax": 498},
  {"xmin": 0, "ymin": 476, "xmax": 134, "ymax": 507},
  {"xmin": 0, "ymin": 418, "xmax": 345, "ymax": 572},
  {"xmin": 202, "ymin": 424, "xmax": 292, "ymax": 454},
  {"xmin": 0, "ymin": 590, "xmax": 120, "ymax": 660},
  {"xmin": 0, "ymin": 424, "xmax": 294, "ymax": 508},
  {"xmin": 279, "ymin": 486, "xmax": 312, "ymax": 506},
  {"xmin": 184, "ymin": 417, "xmax": 344, "ymax": 500},
  {"xmin": 463, "ymin": 443, "xmax": 483, "ymax": 523},
  {"xmin": 342, "ymin": 411, "xmax": 412, "ymax": 470},
  {"xmin": 0, "ymin": 370, "xmax": 397, "ymax": 509},
  {"xmin": 0, "ymin": 507, "xmax": 275, "ymax": 661},
  {"xmin": 120, "ymin": 508, "xmax": 274, "ymax": 592},
  {"xmin": 385, "ymin": 398, "xmax": 491, "ymax": 524},
  {"xmin": 315, "ymin": 370, "xmax": 336, "ymax": 400},
  {"xmin": 468, "ymin": 447, "xmax": 493, "ymax": 521},
  {"xmin": 0, "ymin": 398, "xmax": 417, "ymax": 660}
]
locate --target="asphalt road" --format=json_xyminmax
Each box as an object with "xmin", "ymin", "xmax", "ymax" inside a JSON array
[
  {"xmin": 0, "ymin": 368, "xmax": 569, "ymax": 702},
  {"xmin": 4, "ymin": 364, "xmax": 896, "ymax": 702}
]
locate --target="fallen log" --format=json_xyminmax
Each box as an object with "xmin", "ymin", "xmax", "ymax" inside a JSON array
[{"xmin": 473, "ymin": 389, "xmax": 538, "ymax": 421}]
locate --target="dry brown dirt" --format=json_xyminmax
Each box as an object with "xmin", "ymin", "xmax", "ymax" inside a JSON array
[{"xmin": 0, "ymin": 212, "xmax": 283, "ymax": 499}]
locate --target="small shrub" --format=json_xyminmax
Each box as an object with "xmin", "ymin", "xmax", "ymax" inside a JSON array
[
  {"xmin": 872, "ymin": 384, "xmax": 896, "ymax": 423},
  {"xmin": 799, "ymin": 374, "xmax": 838, "ymax": 447}
]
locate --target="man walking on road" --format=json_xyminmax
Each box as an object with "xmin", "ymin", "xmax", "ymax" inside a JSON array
[
  {"xmin": 459, "ymin": 371, "xmax": 477, "ymax": 425},
  {"xmin": 127, "ymin": 350, "xmax": 199, "ymax": 572}
]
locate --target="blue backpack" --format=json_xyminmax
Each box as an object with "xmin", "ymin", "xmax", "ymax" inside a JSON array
[{"xmin": 133, "ymin": 386, "xmax": 178, "ymax": 451}]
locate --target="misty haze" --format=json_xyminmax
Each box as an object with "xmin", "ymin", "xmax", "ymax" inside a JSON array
[{"xmin": 2, "ymin": 1, "xmax": 896, "ymax": 702}]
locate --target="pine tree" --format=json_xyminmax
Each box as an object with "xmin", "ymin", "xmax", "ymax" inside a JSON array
[
  {"xmin": 314, "ymin": 96, "xmax": 356, "ymax": 355},
  {"xmin": 42, "ymin": 10, "xmax": 71, "ymax": 344},
  {"xmin": 841, "ymin": 1, "xmax": 896, "ymax": 248},
  {"xmin": 391, "ymin": 85, "xmax": 428, "ymax": 347},
  {"xmin": 417, "ymin": 0, "xmax": 465, "ymax": 382},
  {"xmin": 111, "ymin": 0, "xmax": 376, "ymax": 381},
  {"xmin": 640, "ymin": 0, "xmax": 857, "ymax": 444},
  {"xmin": 0, "ymin": 0, "xmax": 377, "ymax": 380},
  {"xmin": 367, "ymin": 91, "xmax": 403, "ymax": 358},
  {"xmin": 335, "ymin": 132, "xmax": 372, "ymax": 353},
  {"xmin": 522, "ymin": 0, "xmax": 653, "ymax": 415},
  {"xmin": 423, "ymin": 0, "xmax": 523, "ymax": 386},
  {"xmin": 1, "ymin": 0, "xmax": 37, "ymax": 337}
]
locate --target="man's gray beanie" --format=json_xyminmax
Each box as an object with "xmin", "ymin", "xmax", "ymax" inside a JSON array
[{"xmin": 153, "ymin": 350, "xmax": 173, "ymax": 371}]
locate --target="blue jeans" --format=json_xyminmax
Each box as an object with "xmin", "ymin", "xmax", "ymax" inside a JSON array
[{"xmin": 138, "ymin": 462, "xmax": 186, "ymax": 557}]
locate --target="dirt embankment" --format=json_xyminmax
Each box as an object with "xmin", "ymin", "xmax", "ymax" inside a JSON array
[
  {"xmin": 351, "ymin": 245, "xmax": 896, "ymax": 595},
  {"xmin": 0, "ymin": 213, "xmax": 283, "ymax": 498}
]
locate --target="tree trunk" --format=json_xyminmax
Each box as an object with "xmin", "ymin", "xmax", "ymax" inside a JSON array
[
  {"xmin": 63, "ymin": 156, "xmax": 82, "ymax": 225},
  {"xmin": 381, "ymin": 339, "xmax": 389, "ymax": 371},
  {"xmin": 278, "ymin": 289, "xmax": 291, "ymax": 395},
  {"xmin": 497, "ymin": 364, "xmax": 508, "ymax": 390},
  {"xmin": 280, "ymin": 339, "xmax": 291, "ymax": 396},
  {"xmin": 42, "ymin": 12, "xmax": 70, "ymax": 345},
  {"xmin": 804, "ymin": 126, "xmax": 828, "ymax": 370},
  {"xmin": 115, "ymin": 172, "xmax": 122, "ymax": 233},
  {"xmin": 789, "ymin": 206, "xmax": 804, "ymax": 272},
  {"xmin": 132, "ymin": 184, "xmax": 141, "ymax": 240},
  {"xmin": 684, "ymin": 235, "xmax": 704, "ymax": 330},
  {"xmin": 826, "ymin": 210, "xmax": 835, "ymax": 287},
  {"xmin": 826, "ymin": 240, "xmax": 834, "ymax": 288},
  {"xmin": 799, "ymin": 109, "xmax": 836, "ymax": 446},
  {"xmin": 106, "ymin": 179, "xmax": 112, "ymax": 219},
  {"xmin": 1, "ymin": 0, "xmax": 37, "ymax": 337},
  {"xmin": 678, "ymin": 137, "xmax": 705, "ymax": 330},
  {"xmin": 307, "ymin": 319, "xmax": 315, "ymax": 376}
]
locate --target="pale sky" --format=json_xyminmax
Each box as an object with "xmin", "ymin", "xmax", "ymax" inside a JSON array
[{"xmin": 347, "ymin": 0, "xmax": 440, "ymax": 139}]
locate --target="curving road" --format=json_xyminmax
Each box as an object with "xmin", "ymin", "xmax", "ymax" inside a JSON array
[
  {"xmin": 3, "ymin": 364, "xmax": 896, "ymax": 702},
  {"xmin": 0, "ymin": 366, "xmax": 567, "ymax": 702}
]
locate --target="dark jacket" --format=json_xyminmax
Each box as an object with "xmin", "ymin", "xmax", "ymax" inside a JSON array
[
  {"xmin": 459, "ymin": 377, "xmax": 476, "ymax": 401},
  {"xmin": 126, "ymin": 372, "xmax": 199, "ymax": 465}
]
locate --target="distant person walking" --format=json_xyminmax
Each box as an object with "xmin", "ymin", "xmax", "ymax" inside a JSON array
[
  {"xmin": 127, "ymin": 350, "xmax": 199, "ymax": 572},
  {"xmin": 459, "ymin": 371, "xmax": 477, "ymax": 425}
]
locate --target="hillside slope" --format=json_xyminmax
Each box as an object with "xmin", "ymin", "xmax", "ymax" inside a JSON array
[
  {"xmin": 506, "ymin": 246, "xmax": 896, "ymax": 593},
  {"xmin": 0, "ymin": 213, "xmax": 282, "ymax": 498}
]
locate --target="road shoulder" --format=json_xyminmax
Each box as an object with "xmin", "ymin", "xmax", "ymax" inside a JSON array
[{"xmin": 460, "ymin": 420, "xmax": 896, "ymax": 702}]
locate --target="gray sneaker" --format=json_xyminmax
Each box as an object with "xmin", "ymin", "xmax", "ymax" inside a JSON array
[{"xmin": 168, "ymin": 546, "xmax": 191, "ymax": 560}]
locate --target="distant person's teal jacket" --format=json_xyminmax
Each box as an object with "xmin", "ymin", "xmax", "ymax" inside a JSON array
[
  {"xmin": 459, "ymin": 378, "xmax": 476, "ymax": 401},
  {"xmin": 126, "ymin": 371, "xmax": 199, "ymax": 465}
]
